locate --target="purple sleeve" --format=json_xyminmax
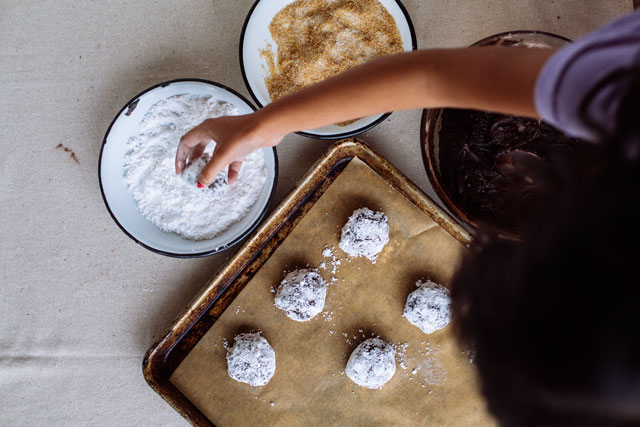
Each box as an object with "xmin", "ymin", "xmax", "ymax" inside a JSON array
[{"xmin": 535, "ymin": 10, "xmax": 640, "ymax": 143}]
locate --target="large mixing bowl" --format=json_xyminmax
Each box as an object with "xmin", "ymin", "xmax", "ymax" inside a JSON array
[{"xmin": 421, "ymin": 31, "xmax": 571, "ymax": 239}]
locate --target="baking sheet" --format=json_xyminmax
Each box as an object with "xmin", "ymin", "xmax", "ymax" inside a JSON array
[{"xmin": 170, "ymin": 157, "xmax": 495, "ymax": 426}]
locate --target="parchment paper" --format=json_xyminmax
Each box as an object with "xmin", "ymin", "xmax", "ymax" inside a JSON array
[{"xmin": 170, "ymin": 158, "xmax": 495, "ymax": 426}]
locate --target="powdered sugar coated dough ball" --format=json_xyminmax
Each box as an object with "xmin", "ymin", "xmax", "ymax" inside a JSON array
[
  {"xmin": 226, "ymin": 332, "xmax": 276, "ymax": 387},
  {"xmin": 403, "ymin": 280, "xmax": 451, "ymax": 334},
  {"xmin": 339, "ymin": 207, "xmax": 389, "ymax": 262},
  {"xmin": 346, "ymin": 337, "xmax": 396, "ymax": 389},
  {"xmin": 274, "ymin": 269, "xmax": 327, "ymax": 322}
]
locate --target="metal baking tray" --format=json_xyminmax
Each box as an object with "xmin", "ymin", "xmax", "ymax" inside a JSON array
[{"xmin": 143, "ymin": 138, "xmax": 471, "ymax": 426}]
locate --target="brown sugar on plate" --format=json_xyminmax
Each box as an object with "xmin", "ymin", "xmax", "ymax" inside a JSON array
[{"xmin": 262, "ymin": 0, "xmax": 403, "ymax": 106}]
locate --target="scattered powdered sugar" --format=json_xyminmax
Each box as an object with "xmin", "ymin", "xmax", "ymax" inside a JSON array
[
  {"xmin": 320, "ymin": 245, "xmax": 341, "ymax": 282},
  {"xmin": 345, "ymin": 337, "xmax": 396, "ymax": 389},
  {"xmin": 226, "ymin": 332, "xmax": 276, "ymax": 387},
  {"xmin": 321, "ymin": 309, "xmax": 334, "ymax": 322},
  {"xmin": 123, "ymin": 94, "xmax": 267, "ymax": 241},
  {"xmin": 339, "ymin": 208, "xmax": 389, "ymax": 262},
  {"xmin": 418, "ymin": 358, "xmax": 447, "ymax": 386},
  {"xmin": 274, "ymin": 269, "xmax": 327, "ymax": 322},
  {"xmin": 392, "ymin": 339, "xmax": 447, "ymax": 389},
  {"xmin": 393, "ymin": 342, "xmax": 410, "ymax": 369},
  {"xmin": 331, "ymin": 260, "xmax": 340, "ymax": 275},
  {"xmin": 403, "ymin": 280, "xmax": 451, "ymax": 334}
]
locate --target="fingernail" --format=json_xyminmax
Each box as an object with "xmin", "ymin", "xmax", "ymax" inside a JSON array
[{"xmin": 197, "ymin": 181, "xmax": 204, "ymax": 189}]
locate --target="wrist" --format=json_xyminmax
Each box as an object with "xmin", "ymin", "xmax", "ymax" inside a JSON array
[
  {"xmin": 252, "ymin": 104, "xmax": 297, "ymax": 146},
  {"xmin": 250, "ymin": 106, "xmax": 290, "ymax": 146}
]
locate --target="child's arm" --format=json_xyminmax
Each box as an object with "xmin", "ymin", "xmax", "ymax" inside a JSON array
[{"xmin": 176, "ymin": 47, "xmax": 553, "ymax": 186}]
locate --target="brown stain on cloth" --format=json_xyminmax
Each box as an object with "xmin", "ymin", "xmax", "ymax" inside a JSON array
[{"xmin": 55, "ymin": 144, "xmax": 80, "ymax": 164}]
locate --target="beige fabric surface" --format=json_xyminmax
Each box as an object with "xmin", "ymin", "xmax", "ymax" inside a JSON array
[{"xmin": 0, "ymin": 0, "xmax": 632, "ymax": 425}]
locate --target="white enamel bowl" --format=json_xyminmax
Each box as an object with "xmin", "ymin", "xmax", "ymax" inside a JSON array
[
  {"xmin": 240, "ymin": 0, "xmax": 417, "ymax": 139},
  {"xmin": 99, "ymin": 79, "xmax": 278, "ymax": 257}
]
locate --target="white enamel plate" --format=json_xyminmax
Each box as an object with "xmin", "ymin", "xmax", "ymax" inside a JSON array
[
  {"xmin": 240, "ymin": 0, "xmax": 417, "ymax": 139},
  {"xmin": 99, "ymin": 79, "xmax": 278, "ymax": 257}
]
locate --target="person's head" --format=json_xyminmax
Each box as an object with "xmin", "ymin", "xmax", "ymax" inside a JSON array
[
  {"xmin": 452, "ymin": 73, "xmax": 640, "ymax": 426},
  {"xmin": 452, "ymin": 144, "xmax": 640, "ymax": 426}
]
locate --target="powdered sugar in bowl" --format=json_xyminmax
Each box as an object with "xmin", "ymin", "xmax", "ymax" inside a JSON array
[{"xmin": 100, "ymin": 79, "xmax": 278, "ymax": 257}]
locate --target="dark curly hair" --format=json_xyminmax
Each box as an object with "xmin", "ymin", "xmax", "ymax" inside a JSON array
[{"xmin": 452, "ymin": 69, "xmax": 640, "ymax": 426}]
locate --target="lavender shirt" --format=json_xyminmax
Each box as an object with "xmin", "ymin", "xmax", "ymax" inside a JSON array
[{"xmin": 535, "ymin": 9, "xmax": 640, "ymax": 157}]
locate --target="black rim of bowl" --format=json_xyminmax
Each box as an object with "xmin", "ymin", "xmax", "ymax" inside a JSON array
[
  {"xmin": 99, "ymin": 78, "xmax": 279, "ymax": 258},
  {"xmin": 470, "ymin": 29, "xmax": 572, "ymax": 47},
  {"xmin": 239, "ymin": 0, "xmax": 418, "ymax": 140},
  {"xmin": 420, "ymin": 30, "xmax": 571, "ymax": 239}
]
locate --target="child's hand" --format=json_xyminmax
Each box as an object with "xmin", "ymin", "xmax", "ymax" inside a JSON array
[{"xmin": 175, "ymin": 113, "xmax": 281, "ymax": 186}]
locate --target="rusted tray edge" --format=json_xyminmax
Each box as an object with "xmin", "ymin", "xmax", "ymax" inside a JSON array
[{"xmin": 143, "ymin": 138, "xmax": 471, "ymax": 426}]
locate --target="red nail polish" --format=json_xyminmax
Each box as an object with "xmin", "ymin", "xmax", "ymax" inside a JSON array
[{"xmin": 197, "ymin": 181, "xmax": 204, "ymax": 188}]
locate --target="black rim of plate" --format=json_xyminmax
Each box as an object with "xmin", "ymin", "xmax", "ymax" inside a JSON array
[
  {"xmin": 98, "ymin": 78, "xmax": 279, "ymax": 258},
  {"xmin": 239, "ymin": 0, "xmax": 418, "ymax": 140}
]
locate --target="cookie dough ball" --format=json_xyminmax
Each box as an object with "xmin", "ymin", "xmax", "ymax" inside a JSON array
[
  {"xmin": 403, "ymin": 280, "xmax": 451, "ymax": 334},
  {"xmin": 346, "ymin": 337, "xmax": 396, "ymax": 389},
  {"xmin": 339, "ymin": 207, "xmax": 389, "ymax": 262},
  {"xmin": 183, "ymin": 152, "xmax": 229, "ymax": 197},
  {"xmin": 226, "ymin": 332, "xmax": 276, "ymax": 386},
  {"xmin": 274, "ymin": 269, "xmax": 327, "ymax": 322}
]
